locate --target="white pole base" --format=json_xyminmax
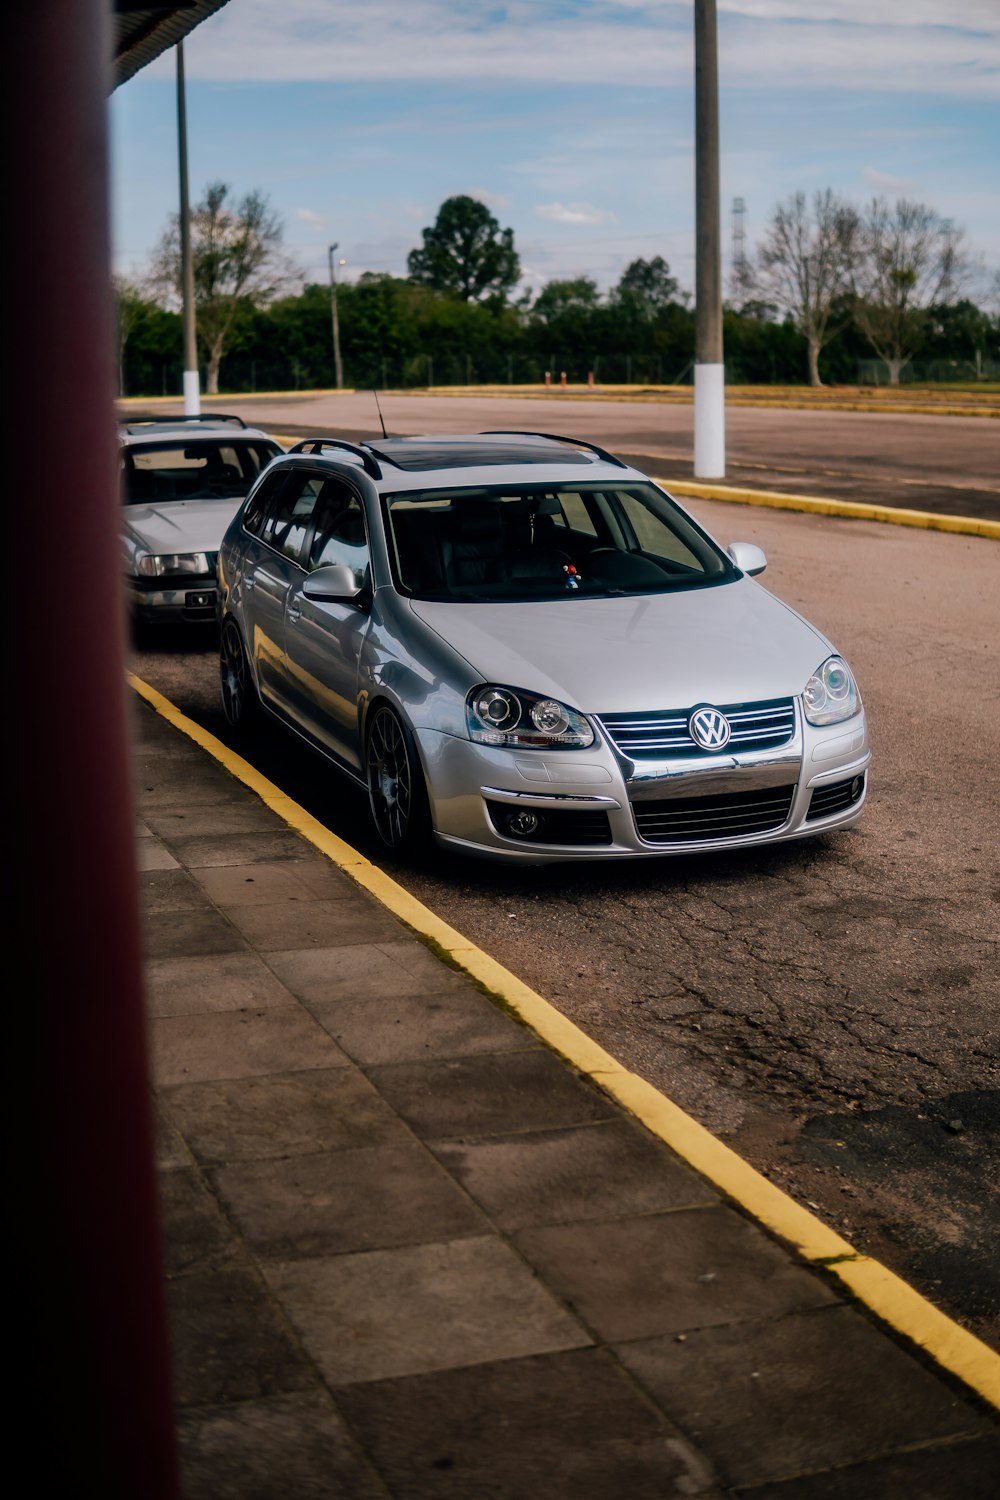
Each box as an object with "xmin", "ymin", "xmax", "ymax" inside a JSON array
[
  {"xmin": 694, "ymin": 362, "xmax": 725, "ymax": 479},
  {"xmin": 183, "ymin": 369, "xmax": 201, "ymax": 416}
]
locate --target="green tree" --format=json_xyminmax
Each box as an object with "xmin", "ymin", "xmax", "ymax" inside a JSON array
[
  {"xmin": 152, "ymin": 181, "xmax": 299, "ymax": 393},
  {"xmin": 851, "ymin": 198, "xmax": 966, "ymax": 384},
  {"xmin": 407, "ymin": 195, "xmax": 520, "ymax": 303},
  {"xmin": 611, "ymin": 256, "xmax": 681, "ymax": 318}
]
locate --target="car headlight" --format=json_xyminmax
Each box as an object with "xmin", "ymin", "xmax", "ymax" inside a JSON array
[
  {"xmin": 803, "ymin": 656, "xmax": 860, "ymax": 725},
  {"xmin": 135, "ymin": 552, "xmax": 214, "ymax": 577},
  {"xmin": 466, "ymin": 685, "xmax": 594, "ymax": 749}
]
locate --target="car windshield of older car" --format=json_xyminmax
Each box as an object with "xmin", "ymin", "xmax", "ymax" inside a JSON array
[
  {"xmin": 122, "ymin": 441, "xmax": 277, "ymax": 504},
  {"xmin": 385, "ymin": 483, "xmax": 737, "ymax": 601}
]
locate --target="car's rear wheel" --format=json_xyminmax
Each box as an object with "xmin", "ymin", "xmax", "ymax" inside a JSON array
[
  {"xmin": 219, "ymin": 618, "xmax": 259, "ymax": 732},
  {"xmin": 366, "ymin": 704, "xmax": 430, "ymax": 853}
]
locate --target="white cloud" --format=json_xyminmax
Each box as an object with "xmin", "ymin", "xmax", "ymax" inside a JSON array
[
  {"xmin": 862, "ymin": 167, "xmax": 918, "ymax": 194},
  {"xmin": 294, "ymin": 207, "xmax": 329, "ymax": 229},
  {"xmin": 535, "ymin": 202, "xmax": 617, "ymax": 225},
  {"xmin": 144, "ymin": 1, "xmax": 1000, "ymax": 99}
]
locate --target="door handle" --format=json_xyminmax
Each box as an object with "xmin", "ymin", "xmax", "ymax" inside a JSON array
[
  {"xmin": 287, "ymin": 601, "xmax": 302, "ymax": 622},
  {"xmin": 243, "ymin": 569, "xmax": 256, "ymax": 591}
]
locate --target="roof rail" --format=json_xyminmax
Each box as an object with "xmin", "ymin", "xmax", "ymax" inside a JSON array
[
  {"xmin": 287, "ymin": 437, "xmax": 383, "ymax": 480},
  {"xmin": 120, "ymin": 412, "xmax": 249, "ymax": 431},
  {"xmin": 478, "ymin": 431, "xmax": 627, "ymax": 469}
]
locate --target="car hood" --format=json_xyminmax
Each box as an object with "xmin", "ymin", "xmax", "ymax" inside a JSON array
[
  {"xmin": 123, "ymin": 498, "xmax": 243, "ymax": 554},
  {"xmin": 409, "ymin": 579, "xmax": 833, "ymax": 711}
]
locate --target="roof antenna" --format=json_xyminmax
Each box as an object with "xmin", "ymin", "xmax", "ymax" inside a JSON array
[{"xmin": 373, "ymin": 389, "xmax": 388, "ymax": 439}]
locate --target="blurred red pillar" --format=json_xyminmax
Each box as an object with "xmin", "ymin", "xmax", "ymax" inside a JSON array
[{"xmin": 11, "ymin": 4, "xmax": 180, "ymax": 1494}]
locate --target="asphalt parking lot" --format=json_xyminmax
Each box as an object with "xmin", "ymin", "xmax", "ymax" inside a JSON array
[{"xmin": 129, "ymin": 428, "xmax": 1000, "ymax": 1354}]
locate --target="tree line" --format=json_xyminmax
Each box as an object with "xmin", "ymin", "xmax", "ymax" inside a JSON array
[{"xmin": 115, "ymin": 186, "xmax": 998, "ymax": 397}]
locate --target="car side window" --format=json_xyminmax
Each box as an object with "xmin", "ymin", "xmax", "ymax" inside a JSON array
[
  {"xmin": 242, "ymin": 470, "xmax": 289, "ymax": 538},
  {"xmin": 308, "ymin": 483, "xmax": 369, "ymax": 587},
  {"xmin": 261, "ymin": 470, "xmax": 325, "ymax": 563}
]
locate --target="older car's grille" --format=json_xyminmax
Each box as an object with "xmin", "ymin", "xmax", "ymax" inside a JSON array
[
  {"xmin": 598, "ymin": 698, "xmax": 795, "ymax": 759},
  {"xmin": 485, "ymin": 800, "xmax": 613, "ymax": 846},
  {"xmin": 807, "ymin": 773, "xmax": 865, "ymax": 821},
  {"xmin": 632, "ymin": 784, "xmax": 796, "ymax": 844}
]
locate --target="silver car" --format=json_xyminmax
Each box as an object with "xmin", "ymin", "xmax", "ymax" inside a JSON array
[
  {"xmin": 120, "ymin": 413, "xmax": 283, "ymax": 625},
  {"xmin": 217, "ymin": 432, "xmax": 870, "ymax": 863}
]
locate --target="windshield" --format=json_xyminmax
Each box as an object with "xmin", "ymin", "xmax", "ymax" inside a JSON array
[
  {"xmin": 121, "ymin": 440, "xmax": 279, "ymax": 505},
  {"xmin": 384, "ymin": 482, "xmax": 738, "ymax": 601}
]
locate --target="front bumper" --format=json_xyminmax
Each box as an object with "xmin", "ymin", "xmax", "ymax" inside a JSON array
[
  {"xmin": 126, "ymin": 577, "xmax": 219, "ymax": 625},
  {"xmin": 417, "ymin": 702, "xmax": 870, "ymax": 863}
]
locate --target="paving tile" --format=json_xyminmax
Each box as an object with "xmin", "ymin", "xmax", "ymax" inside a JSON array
[
  {"xmin": 222, "ymin": 897, "xmax": 402, "ymax": 950},
  {"xmin": 733, "ymin": 1434, "xmax": 1000, "ymax": 1498},
  {"xmin": 144, "ymin": 803, "xmax": 287, "ymax": 839},
  {"xmin": 266, "ymin": 1236, "xmax": 590, "ymax": 1386},
  {"xmin": 159, "ymin": 1165, "xmax": 242, "ymax": 1278},
  {"xmin": 135, "ymin": 836, "xmax": 179, "ymax": 871},
  {"xmin": 367, "ymin": 1051, "xmax": 616, "ymax": 1140},
  {"xmin": 193, "ymin": 859, "xmax": 360, "ymax": 906},
  {"xmin": 166, "ymin": 1068, "xmax": 410, "ymax": 1164},
  {"xmin": 144, "ymin": 952, "xmax": 294, "ymax": 1017},
  {"xmin": 177, "ymin": 1392, "xmax": 386, "ymax": 1500},
  {"xmin": 167, "ymin": 1262, "xmax": 316, "ymax": 1410},
  {"xmin": 140, "ymin": 906, "xmax": 246, "ymax": 961},
  {"xmin": 432, "ymin": 1120, "xmax": 717, "ymax": 1231},
  {"xmin": 338, "ymin": 1347, "xmax": 723, "ymax": 1500},
  {"xmin": 139, "ymin": 868, "xmax": 207, "ymax": 915},
  {"xmin": 153, "ymin": 1098, "xmax": 189, "ymax": 1170},
  {"xmin": 514, "ymin": 1206, "xmax": 837, "ymax": 1342},
  {"xmin": 151, "ymin": 1007, "xmax": 351, "ymax": 1086},
  {"xmin": 614, "ymin": 1306, "xmax": 989, "ymax": 1490},
  {"xmin": 213, "ymin": 1142, "xmax": 486, "ymax": 1260},
  {"xmin": 307, "ymin": 985, "xmax": 540, "ymax": 1066},
  {"xmin": 268, "ymin": 940, "xmax": 468, "ymax": 1004},
  {"xmin": 166, "ymin": 830, "xmax": 314, "ymax": 868}
]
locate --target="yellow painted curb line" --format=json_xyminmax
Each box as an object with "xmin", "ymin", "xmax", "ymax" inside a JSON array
[
  {"xmin": 116, "ymin": 389, "xmax": 999, "ymax": 419},
  {"xmin": 657, "ymin": 479, "xmax": 1000, "ymax": 540},
  {"xmin": 129, "ymin": 673, "xmax": 1000, "ymax": 1412}
]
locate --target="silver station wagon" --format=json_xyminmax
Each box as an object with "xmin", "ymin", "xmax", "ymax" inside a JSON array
[
  {"xmin": 217, "ymin": 432, "xmax": 870, "ymax": 863},
  {"xmin": 120, "ymin": 413, "xmax": 283, "ymax": 626}
]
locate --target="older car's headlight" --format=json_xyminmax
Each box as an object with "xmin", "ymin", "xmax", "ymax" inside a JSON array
[
  {"xmin": 467, "ymin": 685, "xmax": 594, "ymax": 749},
  {"xmin": 803, "ymin": 656, "xmax": 860, "ymax": 725},
  {"xmin": 135, "ymin": 552, "xmax": 214, "ymax": 577}
]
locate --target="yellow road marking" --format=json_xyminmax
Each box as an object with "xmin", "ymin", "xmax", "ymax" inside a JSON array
[
  {"xmin": 657, "ymin": 479, "xmax": 1000, "ymax": 540},
  {"xmin": 130, "ymin": 672, "xmax": 1000, "ymax": 1411}
]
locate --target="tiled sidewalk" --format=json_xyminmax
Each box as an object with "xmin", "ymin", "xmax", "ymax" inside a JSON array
[{"xmin": 134, "ymin": 697, "xmax": 998, "ymax": 1498}]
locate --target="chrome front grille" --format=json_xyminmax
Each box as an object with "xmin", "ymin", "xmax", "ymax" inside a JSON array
[
  {"xmin": 598, "ymin": 698, "xmax": 795, "ymax": 759},
  {"xmin": 632, "ymin": 784, "xmax": 797, "ymax": 844}
]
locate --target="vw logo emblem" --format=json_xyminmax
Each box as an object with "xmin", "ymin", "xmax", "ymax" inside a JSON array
[{"xmin": 689, "ymin": 706, "xmax": 731, "ymax": 750}]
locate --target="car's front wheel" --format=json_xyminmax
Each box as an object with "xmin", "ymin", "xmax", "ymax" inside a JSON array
[
  {"xmin": 219, "ymin": 618, "xmax": 259, "ymax": 732},
  {"xmin": 366, "ymin": 704, "xmax": 430, "ymax": 853}
]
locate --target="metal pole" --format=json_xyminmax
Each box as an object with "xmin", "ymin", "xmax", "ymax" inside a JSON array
[
  {"xmin": 328, "ymin": 244, "xmax": 344, "ymax": 389},
  {"xmin": 694, "ymin": 0, "xmax": 725, "ymax": 477},
  {"xmin": 177, "ymin": 41, "xmax": 200, "ymax": 413}
]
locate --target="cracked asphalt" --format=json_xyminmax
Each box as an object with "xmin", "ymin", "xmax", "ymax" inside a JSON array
[{"xmin": 128, "ymin": 453, "xmax": 1000, "ymax": 1352}]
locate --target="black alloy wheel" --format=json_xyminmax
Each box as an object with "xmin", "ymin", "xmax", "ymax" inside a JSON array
[
  {"xmin": 366, "ymin": 704, "xmax": 429, "ymax": 852},
  {"xmin": 219, "ymin": 618, "xmax": 258, "ymax": 731}
]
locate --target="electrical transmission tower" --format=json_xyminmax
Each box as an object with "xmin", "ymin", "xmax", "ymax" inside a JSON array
[{"xmin": 731, "ymin": 196, "xmax": 749, "ymax": 304}]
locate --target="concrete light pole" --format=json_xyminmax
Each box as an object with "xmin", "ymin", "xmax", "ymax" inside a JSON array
[
  {"xmin": 694, "ymin": 0, "xmax": 725, "ymax": 477},
  {"xmin": 328, "ymin": 243, "xmax": 344, "ymax": 389},
  {"xmin": 177, "ymin": 40, "xmax": 200, "ymax": 414}
]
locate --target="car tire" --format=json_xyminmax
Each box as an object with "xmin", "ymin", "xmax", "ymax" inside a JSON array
[
  {"xmin": 219, "ymin": 618, "xmax": 260, "ymax": 732},
  {"xmin": 365, "ymin": 704, "xmax": 431, "ymax": 854}
]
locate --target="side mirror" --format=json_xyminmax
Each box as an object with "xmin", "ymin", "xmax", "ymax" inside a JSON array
[
  {"xmin": 727, "ymin": 541, "xmax": 767, "ymax": 577},
  {"xmin": 302, "ymin": 563, "xmax": 362, "ymax": 601}
]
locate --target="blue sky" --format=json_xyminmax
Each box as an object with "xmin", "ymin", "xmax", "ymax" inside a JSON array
[{"xmin": 109, "ymin": 1, "xmax": 1000, "ymax": 302}]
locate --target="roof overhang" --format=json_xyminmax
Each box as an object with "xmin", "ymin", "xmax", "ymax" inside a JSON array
[{"xmin": 111, "ymin": 1, "xmax": 232, "ymax": 90}]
